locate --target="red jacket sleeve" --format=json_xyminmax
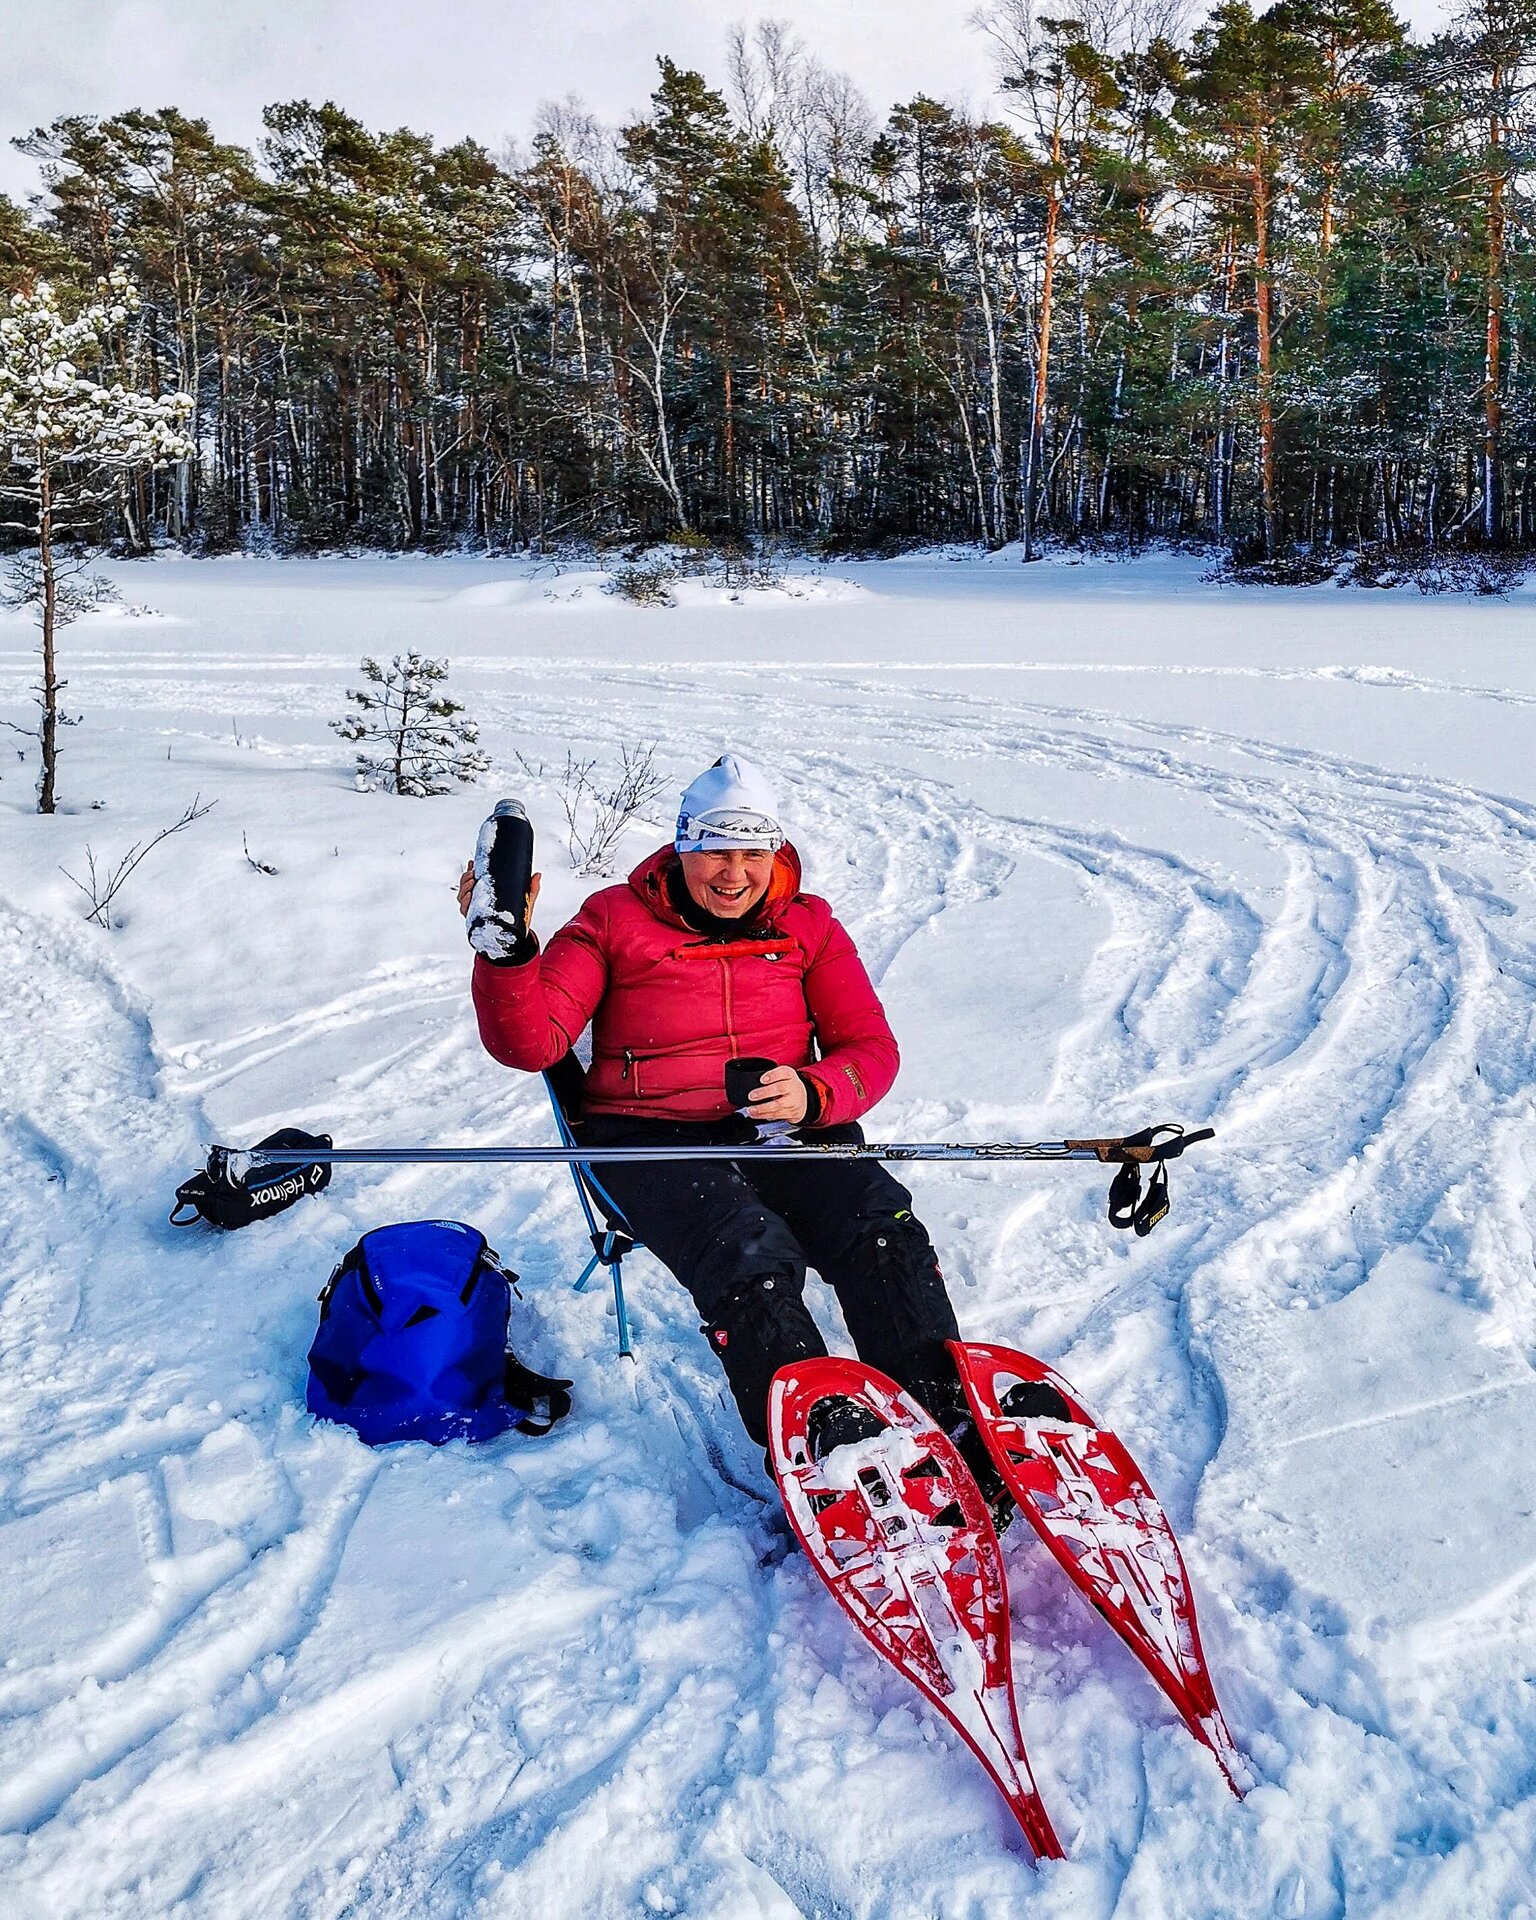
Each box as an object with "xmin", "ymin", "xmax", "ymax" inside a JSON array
[
  {"xmin": 472, "ymin": 893, "xmax": 610, "ymax": 1071},
  {"xmin": 800, "ymin": 913, "xmax": 900, "ymax": 1127}
]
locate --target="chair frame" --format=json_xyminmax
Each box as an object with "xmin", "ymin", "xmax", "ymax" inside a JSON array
[{"xmin": 542, "ymin": 1056, "xmax": 640, "ymax": 1358}]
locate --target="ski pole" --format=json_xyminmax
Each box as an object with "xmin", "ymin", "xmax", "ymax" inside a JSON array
[{"xmin": 239, "ymin": 1125, "xmax": 1213, "ymax": 1173}]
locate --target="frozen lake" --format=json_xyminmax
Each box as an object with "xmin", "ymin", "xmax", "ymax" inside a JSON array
[{"xmin": 3, "ymin": 550, "xmax": 1535, "ymax": 1918}]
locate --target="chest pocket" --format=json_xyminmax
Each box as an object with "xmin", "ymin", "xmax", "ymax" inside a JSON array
[{"xmin": 724, "ymin": 941, "xmax": 811, "ymax": 1037}]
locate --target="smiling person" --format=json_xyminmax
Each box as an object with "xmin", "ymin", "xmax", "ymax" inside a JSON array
[{"xmin": 463, "ymin": 754, "xmax": 987, "ymax": 1480}]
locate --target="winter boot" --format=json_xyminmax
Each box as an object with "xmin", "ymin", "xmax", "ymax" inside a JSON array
[{"xmin": 914, "ymin": 1374, "xmax": 1018, "ymax": 1536}]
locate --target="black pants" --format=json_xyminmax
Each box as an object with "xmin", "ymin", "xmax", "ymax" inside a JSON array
[{"xmin": 581, "ymin": 1115, "xmax": 962, "ymax": 1446}]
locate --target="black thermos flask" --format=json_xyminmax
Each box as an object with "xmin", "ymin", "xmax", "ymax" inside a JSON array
[{"xmin": 487, "ymin": 799, "xmax": 535, "ymax": 932}]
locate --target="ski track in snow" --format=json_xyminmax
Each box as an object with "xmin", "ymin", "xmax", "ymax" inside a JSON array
[{"xmin": 4, "ymin": 573, "xmax": 1536, "ymax": 1917}]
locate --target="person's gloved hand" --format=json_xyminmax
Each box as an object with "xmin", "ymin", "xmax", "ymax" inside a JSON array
[{"xmin": 459, "ymin": 823, "xmax": 541, "ymax": 964}]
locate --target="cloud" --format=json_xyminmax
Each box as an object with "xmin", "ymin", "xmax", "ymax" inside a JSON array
[{"xmin": 0, "ymin": 0, "xmax": 1000, "ymax": 200}]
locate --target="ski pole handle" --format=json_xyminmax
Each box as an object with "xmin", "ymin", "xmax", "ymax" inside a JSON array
[{"xmin": 1065, "ymin": 1126, "xmax": 1215, "ymax": 1164}]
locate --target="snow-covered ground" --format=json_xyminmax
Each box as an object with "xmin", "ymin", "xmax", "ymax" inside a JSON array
[{"xmin": 3, "ymin": 550, "xmax": 1536, "ymax": 1919}]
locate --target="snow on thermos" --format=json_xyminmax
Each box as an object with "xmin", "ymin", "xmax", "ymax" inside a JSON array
[{"xmin": 487, "ymin": 798, "xmax": 535, "ymax": 933}]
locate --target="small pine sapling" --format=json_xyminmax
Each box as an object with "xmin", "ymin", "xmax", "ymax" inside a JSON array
[{"xmin": 332, "ymin": 652, "xmax": 489, "ymax": 796}]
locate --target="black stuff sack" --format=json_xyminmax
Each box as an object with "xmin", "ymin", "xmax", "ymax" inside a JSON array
[
  {"xmin": 307, "ymin": 1220, "xmax": 573, "ymax": 1445},
  {"xmin": 169, "ymin": 1129, "xmax": 333, "ymax": 1230}
]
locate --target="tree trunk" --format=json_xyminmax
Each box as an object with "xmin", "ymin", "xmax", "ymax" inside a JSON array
[
  {"xmin": 723, "ymin": 362, "xmax": 737, "ymax": 528},
  {"xmin": 651, "ymin": 329, "xmax": 686, "ymax": 530},
  {"xmin": 1098, "ymin": 351, "xmax": 1125, "ymax": 528},
  {"xmin": 1483, "ymin": 90, "xmax": 1506, "ymax": 546},
  {"xmin": 1023, "ymin": 133, "xmax": 1063, "ymax": 563},
  {"xmin": 1254, "ymin": 143, "xmax": 1278, "ymax": 559},
  {"xmin": 972, "ymin": 194, "xmax": 1007, "ymax": 545},
  {"xmin": 37, "ymin": 466, "xmax": 58, "ymax": 816}
]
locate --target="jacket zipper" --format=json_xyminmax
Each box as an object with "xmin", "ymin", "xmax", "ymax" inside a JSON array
[
  {"xmin": 622, "ymin": 1049, "xmax": 636, "ymax": 1082},
  {"xmin": 721, "ymin": 955, "xmax": 737, "ymax": 1059}
]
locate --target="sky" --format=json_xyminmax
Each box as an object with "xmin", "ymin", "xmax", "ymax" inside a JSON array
[{"xmin": 0, "ymin": 0, "xmax": 1451, "ymax": 206}]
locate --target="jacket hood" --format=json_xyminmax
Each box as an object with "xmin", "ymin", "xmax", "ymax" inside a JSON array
[{"xmin": 628, "ymin": 842, "xmax": 804, "ymax": 931}]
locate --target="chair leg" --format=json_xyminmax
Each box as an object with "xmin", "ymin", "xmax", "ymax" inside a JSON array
[
  {"xmin": 574, "ymin": 1254, "xmax": 601, "ymax": 1293},
  {"xmin": 612, "ymin": 1257, "xmax": 634, "ymax": 1359}
]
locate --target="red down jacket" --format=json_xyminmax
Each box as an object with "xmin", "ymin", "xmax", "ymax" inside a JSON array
[{"xmin": 472, "ymin": 843, "xmax": 899, "ymax": 1127}]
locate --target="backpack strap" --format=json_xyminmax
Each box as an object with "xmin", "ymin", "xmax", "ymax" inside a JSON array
[
  {"xmin": 169, "ymin": 1172, "xmax": 213, "ymax": 1226},
  {"xmin": 504, "ymin": 1357, "xmax": 574, "ymax": 1436}
]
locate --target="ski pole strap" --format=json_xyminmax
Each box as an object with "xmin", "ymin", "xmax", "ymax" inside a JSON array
[
  {"xmin": 1103, "ymin": 1131, "xmax": 1190, "ymax": 1234},
  {"xmin": 1135, "ymin": 1161, "xmax": 1171, "ymax": 1235},
  {"xmin": 1107, "ymin": 1159, "xmax": 1142, "ymax": 1229}
]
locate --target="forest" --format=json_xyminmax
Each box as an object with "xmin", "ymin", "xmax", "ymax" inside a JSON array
[{"xmin": 3, "ymin": 0, "xmax": 1536, "ymax": 570}]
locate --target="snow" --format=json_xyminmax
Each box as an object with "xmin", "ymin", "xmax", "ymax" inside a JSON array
[{"xmin": 3, "ymin": 549, "xmax": 1536, "ymax": 1916}]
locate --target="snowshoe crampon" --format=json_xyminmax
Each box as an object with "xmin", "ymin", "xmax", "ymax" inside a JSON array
[
  {"xmin": 768, "ymin": 1357, "xmax": 1064, "ymax": 1860},
  {"xmin": 949, "ymin": 1339, "xmax": 1251, "ymax": 1794}
]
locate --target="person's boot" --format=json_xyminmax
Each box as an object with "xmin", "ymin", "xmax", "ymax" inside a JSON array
[
  {"xmin": 905, "ymin": 1366, "xmax": 1017, "ymax": 1536},
  {"xmin": 806, "ymin": 1394, "xmax": 885, "ymax": 1459},
  {"xmin": 999, "ymin": 1378, "xmax": 1074, "ymax": 1423},
  {"xmin": 831, "ymin": 1214, "xmax": 1016, "ymax": 1534}
]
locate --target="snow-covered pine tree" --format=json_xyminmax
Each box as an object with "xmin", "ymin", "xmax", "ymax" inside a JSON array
[
  {"xmin": 0, "ymin": 274, "xmax": 193, "ymax": 812},
  {"xmin": 332, "ymin": 652, "xmax": 490, "ymax": 796}
]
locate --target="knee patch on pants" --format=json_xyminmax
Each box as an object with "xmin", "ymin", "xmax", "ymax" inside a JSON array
[
  {"xmin": 829, "ymin": 1212, "xmax": 961, "ymax": 1395},
  {"xmin": 702, "ymin": 1274, "xmax": 826, "ymax": 1447}
]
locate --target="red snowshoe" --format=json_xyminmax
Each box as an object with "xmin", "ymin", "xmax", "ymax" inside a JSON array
[
  {"xmin": 949, "ymin": 1339, "xmax": 1251, "ymax": 1794},
  {"xmin": 768, "ymin": 1356, "xmax": 1064, "ymax": 1859}
]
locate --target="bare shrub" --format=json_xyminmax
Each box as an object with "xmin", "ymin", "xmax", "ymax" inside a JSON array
[
  {"xmin": 718, "ymin": 540, "xmax": 790, "ymax": 592},
  {"xmin": 1210, "ymin": 540, "xmax": 1528, "ymax": 596},
  {"xmin": 62, "ymin": 794, "xmax": 216, "ymax": 929},
  {"xmin": 1205, "ymin": 547, "xmax": 1339, "ymax": 586},
  {"xmin": 1345, "ymin": 541, "xmax": 1526, "ymax": 595},
  {"xmin": 518, "ymin": 744, "xmax": 668, "ymax": 877}
]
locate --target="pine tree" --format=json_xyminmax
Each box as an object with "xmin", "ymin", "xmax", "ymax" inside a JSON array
[
  {"xmin": 1181, "ymin": 1, "xmax": 1326, "ymax": 558},
  {"xmin": 1420, "ymin": 0, "xmax": 1536, "ymax": 544},
  {"xmin": 332, "ymin": 653, "xmax": 489, "ymax": 796},
  {"xmin": 0, "ymin": 193, "xmax": 74, "ymax": 294},
  {"xmin": 20, "ymin": 111, "xmax": 266, "ymax": 544},
  {"xmin": 984, "ymin": 2, "xmax": 1121, "ymax": 557},
  {"xmin": 0, "ymin": 274, "xmax": 192, "ymax": 811}
]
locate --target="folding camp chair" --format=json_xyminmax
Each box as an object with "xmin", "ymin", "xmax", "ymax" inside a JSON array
[{"xmin": 542, "ymin": 1052, "xmax": 641, "ymax": 1358}]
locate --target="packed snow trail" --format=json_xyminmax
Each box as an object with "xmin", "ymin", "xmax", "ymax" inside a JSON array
[{"xmin": 3, "ymin": 553, "xmax": 1536, "ymax": 1917}]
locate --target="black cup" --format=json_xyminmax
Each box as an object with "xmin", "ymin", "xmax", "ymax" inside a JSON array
[{"xmin": 725, "ymin": 1056, "xmax": 777, "ymax": 1110}]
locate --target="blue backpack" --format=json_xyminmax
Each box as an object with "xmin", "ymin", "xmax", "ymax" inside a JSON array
[{"xmin": 306, "ymin": 1221, "xmax": 572, "ymax": 1446}]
